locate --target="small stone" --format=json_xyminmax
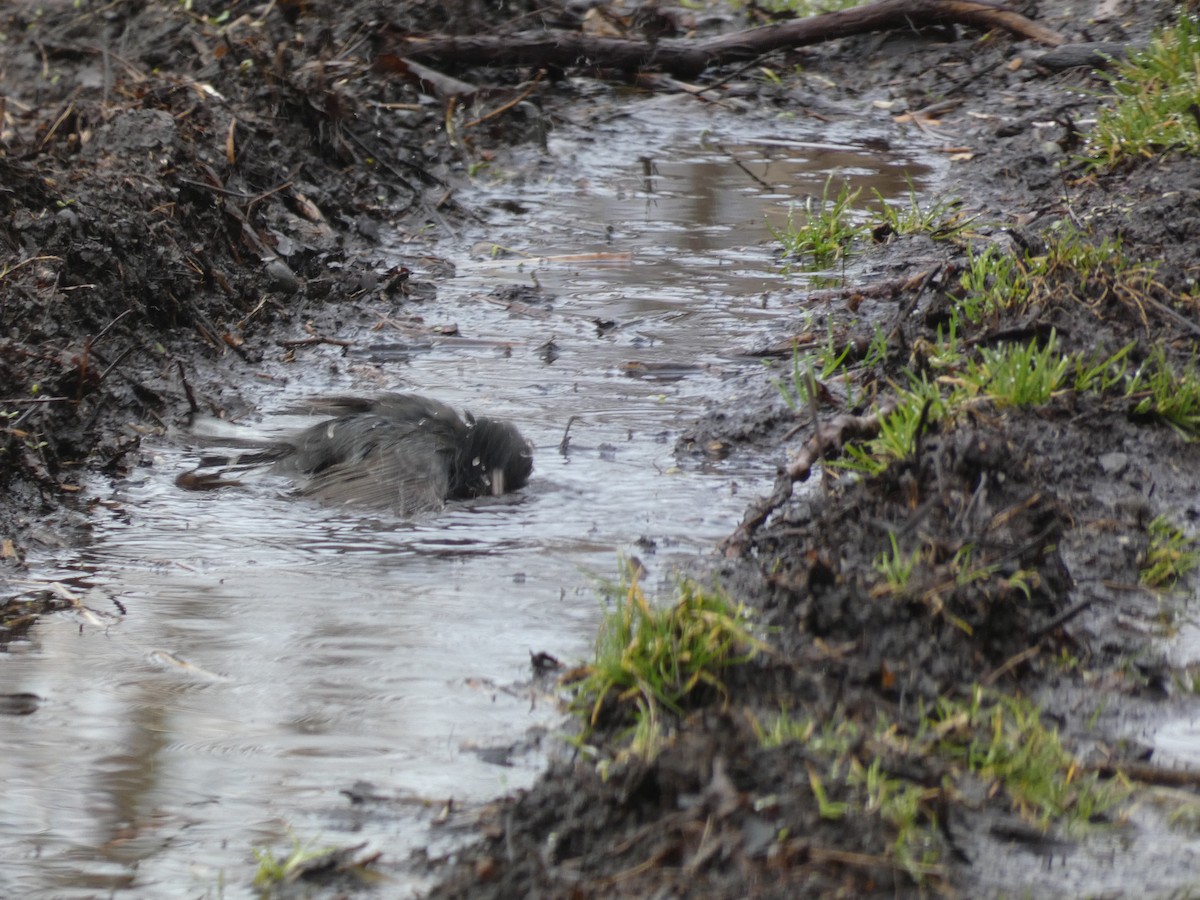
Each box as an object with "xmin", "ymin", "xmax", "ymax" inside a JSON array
[
  {"xmin": 474, "ymin": 856, "xmax": 498, "ymax": 881},
  {"xmin": 1098, "ymin": 451, "xmax": 1129, "ymax": 476},
  {"xmin": 265, "ymin": 258, "xmax": 300, "ymax": 293}
]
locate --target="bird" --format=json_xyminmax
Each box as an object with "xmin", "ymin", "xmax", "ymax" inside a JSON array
[{"xmin": 178, "ymin": 393, "xmax": 534, "ymax": 515}]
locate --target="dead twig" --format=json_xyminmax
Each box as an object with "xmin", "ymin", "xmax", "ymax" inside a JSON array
[
  {"xmin": 97, "ymin": 344, "xmax": 136, "ymax": 386},
  {"xmin": 279, "ymin": 335, "xmax": 353, "ymax": 349},
  {"xmin": 559, "ymin": 415, "xmax": 578, "ymax": 455},
  {"xmin": 804, "ymin": 842, "xmax": 944, "ymax": 878},
  {"xmin": 981, "ymin": 644, "xmax": 1040, "ymax": 685},
  {"xmin": 723, "ymin": 401, "xmax": 897, "ymax": 556},
  {"xmin": 176, "ymin": 360, "xmax": 199, "ymax": 416},
  {"xmin": 0, "ymin": 396, "xmax": 71, "ymax": 405},
  {"xmin": 391, "ymin": 0, "xmax": 1065, "ymax": 80},
  {"xmin": 786, "ymin": 400, "xmax": 898, "ymax": 482},
  {"xmin": 464, "ymin": 70, "xmax": 545, "ymax": 128},
  {"xmin": 1031, "ymin": 594, "xmax": 1095, "ymax": 639}
]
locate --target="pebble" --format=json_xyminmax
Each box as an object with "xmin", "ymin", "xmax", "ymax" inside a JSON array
[
  {"xmin": 264, "ymin": 258, "xmax": 300, "ymax": 293},
  {"xmin": 1098, "ymin": 451, "xmax": 1129, "ymax": 476}
]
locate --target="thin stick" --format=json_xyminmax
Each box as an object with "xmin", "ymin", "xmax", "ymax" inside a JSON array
[{"xmin": 464, "ymin": 70, "xmax": 545, "ymax": 128}]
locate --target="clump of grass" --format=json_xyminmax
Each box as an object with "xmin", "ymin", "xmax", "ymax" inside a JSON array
[
  {"xmin": 1042, "ymin": 223, "xmax": 1136, "ymax": 284},
  {"xmin": 847, "ymin": 757, "xmax": 941, "ymax": 878},
  {"xmin": 773, "ymin": 326, "xmax": 853, "ymax": 410},
  {"xmin": 954, "ymin": 225, "xmax": 1157, "ymax": 326},
  {"xmin": 836, "ymin": 372, "xmax": 945, "ymax": 477},
  {"xmin": 1087, "ymin": 13, "xmax": 1200, "ymax": 168},
  {"xmin": 253, "ymin": 833, "xmax": 337, "ymax": 888},
  {"xmin": 962, "ymin": 331, "xmax": 1071, "ymax": 407},
  {"xmin": 956, "ymin": 244, "xmax": 1033, "ymax": 321},
  {"xmin": 1129, "ymin": 345, "xmax": 1200, "ymax": 437},
  {"xmin": 869, "ymin": 183, "xmax": 977, "ymax": 242},
  {"xmin": 872, "ymin": 531, "xmax": 923, "ymax": 596},
  {"xmin": 833, "ymin": 329, "xmax": 1189, "ymax": 478},
  {"xmin": 1072, "ymin": 341, "xmax": 1136, "ymax": 392},
  {"xmin": 570, "ymin": 564, "xmax": 763, "ymax": 748},
  {"xmin": 756, "ymin": 708, "xmax": 861, "ymax": 754},
  {"xmin": 928, "ymin": 687, "xmax": 1128, "ymax": 830},
  {"xmin": 1141, "ymin": 515, "xmax": 1200, "ymax": 590},
  {"xmin": 752, "ymin": 688, "xmax": 1127, "ymax": 883},
  {"xmin": 755, "ymin": 686, "xmax": 1129, "ymax": 881},
  {"xmin": 812, "ymin": 220, "xmax": 1178, "ymax": 478},
  {"xmin": 771, "ymin": 176, "xmax": 866, "ymax": 270},
  {"xmin": 754, "ymin": 708, "xmax": 942, "ymax": 880}
]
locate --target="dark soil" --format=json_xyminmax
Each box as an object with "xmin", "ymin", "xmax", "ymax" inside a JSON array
[{"xmin": 3, "ymin": 1, "xmax": 1199, "ymax": 897}]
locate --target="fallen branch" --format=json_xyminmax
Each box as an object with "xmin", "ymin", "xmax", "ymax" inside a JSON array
[
  {"xmin": 390, "ymin": 0, "xmax": 1065, "ymax": 80},
  {"xmin": 786, "ymin": 400, "xmax": 899, "ymax": 483},
  {"xmin": 723, "ymin": 401, "xmax": 898, "ymax": 557}
]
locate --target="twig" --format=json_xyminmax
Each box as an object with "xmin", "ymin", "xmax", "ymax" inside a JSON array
[
  {"xmin": 805, "ymin": 364, "xmax": 828, "ymax": 493},
  {"xmin": 890, "ymin": 265, "xmax": 940, "ymax": 346},
  {"xmin": 176, "ymin": 360, "xmax": 199, "ymax": 416},
  {"xmin": 279, "ymin": 335, "xmax": 352, "ymax": 349},
  {"xmin": 559, "ymin": 415, "xmax": 578, "ymax": 455},
  {"xmin": 97, "ymin": 344, "xmax": 137, "ymax": 385},
  {"xmin": 393, "ymin": 0, "xmax": 1065, "ymax": 80},
  {"xmin": 1142, "ymin": 293, "xmax": 1200, "ymax": 339},
  {"xmin": 1032, "ymin": 594, "xmax": 1095, "ymax": 639},
  {"xmin": 0, "ymin": 255, "xmax": 64, "ymax": 281},
  {"xmin": 173, "ymin": 177, "xmax": 254, "ymax": 198},
  {"xmin": 786, "ymin": 400, "xmax": 898, "ymax": 482},
  {"xmin": 92, "ymin": 308, "xmax": 134, "ymax": 345},
  {"xmin": 464, "ymin": 70, "xmax": 545, "ymax": 128},
  {"xmin": 982, "ymin": 644, "xmax": 1040, "ymax": 685},
  {"xmin": 723, "ymin": 400, "xmax": 897, "ymax": 556},
  {"xmin": 806, "ymin": 842, "xmax": 943, "ymax": 878}
]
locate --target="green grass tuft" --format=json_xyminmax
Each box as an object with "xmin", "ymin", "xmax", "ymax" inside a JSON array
[
  {"xmin": 1129, "ymin": 345, "xmax": 1200, "ymax": 437},
  {"xmin": 962, "ymin": 331, "xmax": 1071, "ymax": 408},
  {"xmin": 569, "ymin": 563, "xmax": 764, "ymax": 753},
  {"xmin": 771, "ymin": 176, "xmax": 866, "ymax": 270},
  {"xmin": 1087, "ymin": 13, "xmax": 1200, "ymax": 168},
  {"xmin": 929, "ymin": 687, "xmax": 1129, "ymax": 830},
  {"xmin": 1141, "ymin": 515, "xmax": 1200, "ymax": 590}
]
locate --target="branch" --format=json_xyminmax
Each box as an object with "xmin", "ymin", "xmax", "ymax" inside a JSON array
[
  {"xmin": 389, "ymin": 0, "xmax": 1066, "ymax": 79},
  {"xmin": 722, "ymin": 401, "xmax": 898, "ymax": 557}
]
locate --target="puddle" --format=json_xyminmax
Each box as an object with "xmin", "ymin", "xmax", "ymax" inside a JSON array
[
  {"xmin": 965, "ymin": 799, "xmax": 1200, "ymax": 897},
  {"xmin": 0, "ymin": 102, "xmax": 943, "ymax": 897},
  {"xmin": 1152, "ymin": 717, "xmax": 1200, "ymax": 769}
]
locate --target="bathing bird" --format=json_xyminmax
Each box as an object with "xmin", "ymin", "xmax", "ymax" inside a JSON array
[{"xmin": 179, "ymin": 393, "xmax": 533, "ymax": 515}]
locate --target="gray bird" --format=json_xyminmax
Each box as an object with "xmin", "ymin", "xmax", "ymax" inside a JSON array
[{"xmin": 180, "ymin": 393, "xmax": 534, "ymax": 515}]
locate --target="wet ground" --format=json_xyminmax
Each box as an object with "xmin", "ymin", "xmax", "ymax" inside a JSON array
[{"xmin": 3, "ymin": 1, "xmax": 1200, "ymax": 898}]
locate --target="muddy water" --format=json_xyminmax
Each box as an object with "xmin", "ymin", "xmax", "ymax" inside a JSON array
[{"xmin": 1, "ymin": 105, "xmax": 939, "ymax": 898}]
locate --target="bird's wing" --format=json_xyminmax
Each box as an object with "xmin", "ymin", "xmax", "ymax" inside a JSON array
[{"xmin": 297, "ymin": 421, "xmax": 456, "ymax": 514}]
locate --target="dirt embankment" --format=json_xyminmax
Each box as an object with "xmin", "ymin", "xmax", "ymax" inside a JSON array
[{"xmin": 3, "ymin": 1, "xmax": 1200, "ymax": 897}]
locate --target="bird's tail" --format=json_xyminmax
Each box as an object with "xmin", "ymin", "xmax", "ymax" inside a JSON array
[{"xmin": 174, "ymin": 417, "xmax": 297, "ymax": 492}]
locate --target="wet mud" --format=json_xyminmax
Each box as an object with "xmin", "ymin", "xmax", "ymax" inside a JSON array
[{"xmin": 3, "ymin": 1, "xmax": 1200, "ymax": 898}]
